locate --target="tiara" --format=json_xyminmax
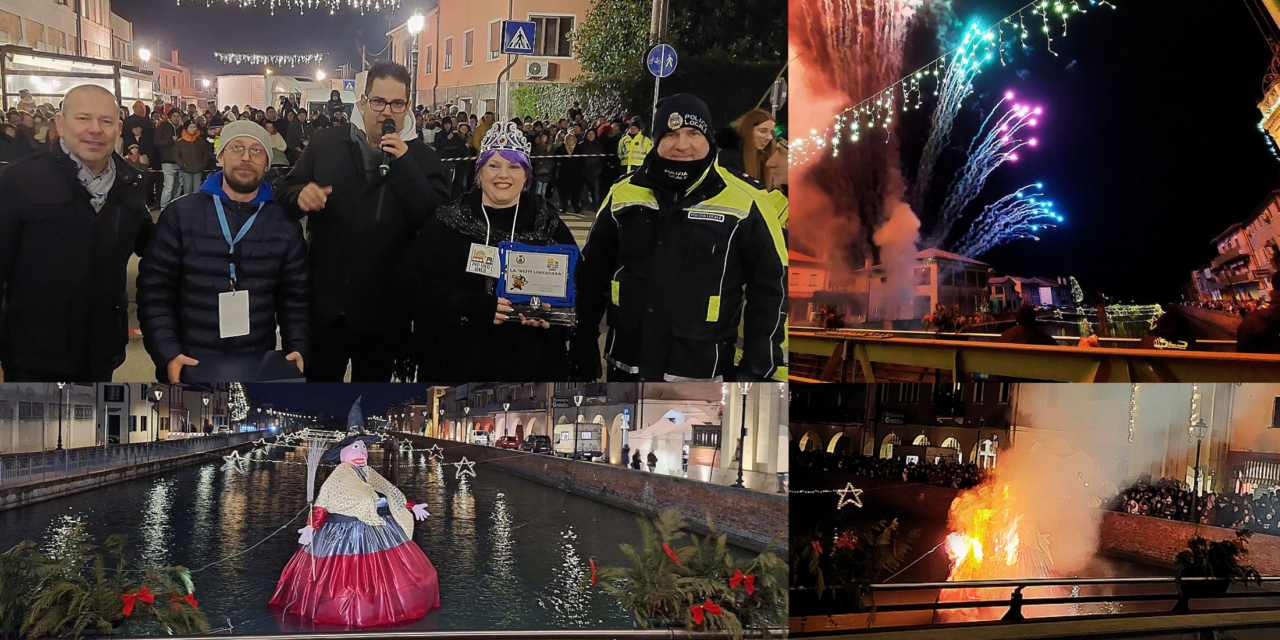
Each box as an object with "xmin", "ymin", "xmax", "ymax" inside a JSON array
[{"xmin": 479, "ymin": 122, "xmax": 531, "ymax": 156}]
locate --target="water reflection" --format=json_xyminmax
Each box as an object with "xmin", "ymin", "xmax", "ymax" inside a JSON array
[
  {"xmin": 538, "ymin": 526, "xmax": 594, "ymax": 627},
  {"xmin": 140, "ymin": 478, "xmax": 174, "ymax": 566}
]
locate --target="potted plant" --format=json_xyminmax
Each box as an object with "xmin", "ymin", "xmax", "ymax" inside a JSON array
[
  {"xmin": 1174, "ymin": 530, "xmax": 1262, "ymax": 601},
  {"xmin": 589, "ymin": 509, "xmax": 786, "ymax": 640},
  {"xmin": 789, "ymin": 518, "xmax": 918, "ymax": 618},
  {"xmin": 0, "ymin": 522, "xmax": 209, "ymax": 638},
  {"xmin": 923, "ymin": 303, "xmax": 973, "ymax": 338}
]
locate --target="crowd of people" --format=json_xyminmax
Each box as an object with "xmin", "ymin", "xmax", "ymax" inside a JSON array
[
  {"xmin": 1110, "ymin": 477, "xmax": 1280, "ymax": 535},
  {"xmin": 793, "ymin": 448, "xmax": 990, "ymax": 490},
  {"xmin": 1186, "ymin": 299, "xmax": 1264, "ymax": 317},
  {"xmin": 0, "ymin": 60, "xmax": 789, "ymax": 385}
]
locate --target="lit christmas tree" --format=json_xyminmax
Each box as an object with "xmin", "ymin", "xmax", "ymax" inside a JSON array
[
  {"xmin": 1069, "ymin": 276, "xmax": 1084, "ymax": 306},
  {"xmin": 229, "ymin": 383, "xmax": 250, "ymax": 423}
]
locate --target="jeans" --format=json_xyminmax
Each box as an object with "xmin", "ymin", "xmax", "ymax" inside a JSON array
[
  {"xmin": 533, "ymin": 178, "xmax": 549, "ymax": 197},
  {"xmin": 584, "ymin": 179, "xmax": 601, "ymax": 212},
  {"xmin": 180, "ymin": 172, "xmax": 202, "ymax": 197},
  {"xmin": 160, "ymin": 163, "xmax": 181, "ymax": 209}
]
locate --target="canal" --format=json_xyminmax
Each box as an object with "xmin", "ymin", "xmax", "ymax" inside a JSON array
[{"xmin": 0, "ymin": 444, "xmax": 744, "ymax": 634}]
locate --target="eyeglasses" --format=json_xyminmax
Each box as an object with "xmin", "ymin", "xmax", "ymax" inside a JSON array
[
  {"xmin": 225, "ymin": 143, "xmax": 265, "ymax": 157},
  {"xmin": 366, "ymin": 96, "xmax": 409, "ymax": 114}
]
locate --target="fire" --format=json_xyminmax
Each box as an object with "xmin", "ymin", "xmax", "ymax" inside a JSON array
[{"xmin": 937, "ymin": 482, "xmax": 1057, "ymax": 622}]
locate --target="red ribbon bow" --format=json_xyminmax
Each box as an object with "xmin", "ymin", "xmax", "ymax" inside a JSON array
[
  {"xmin": 690, "ymin": 598, "xmax": 722, "ymax": 625},
  {"xmin": 589, "ymin": 556, "xmax": 597, "ymax": 585},
  {"xmin": 170, "ymin": 593, "xmax": 199, "ymax": 609},
  {"xmin": 812, "ymin": 540, "xmax": 823, "ymax": 555},
  {"xmin": 121, "ymin": 586, "xmax": 154, "ymax": 617},
  {"xmin": 663, "ymin": 542, "xmax": 681, "ymax": 566},
  {"xmin": 729, "ymin": 569, "xmax": 756, "ymax": 595}
]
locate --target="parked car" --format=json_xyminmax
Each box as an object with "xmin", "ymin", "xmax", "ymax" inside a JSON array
[
  {"xmin": 519, "ymin": 434, "xmax": 553, "ymax": 454},
  {"xmin": 471, "ymin": 430, "xmax": 493, "ymax": 446},
  {"xmin": 495, "ymin": 436, "xmax": 521, "ymax": 450}
]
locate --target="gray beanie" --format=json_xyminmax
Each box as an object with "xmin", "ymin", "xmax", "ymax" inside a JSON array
[{"xmin": 217, "ymin": 120, "xmax": 271, "ymax": 163}]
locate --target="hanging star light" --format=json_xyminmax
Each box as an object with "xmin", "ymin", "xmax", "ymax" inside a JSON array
[
  {"xmin": 181, "ymin": 0, "xmax": 400, "ymax": 16},
  {"xmin": 221, "ymin": 451, "xmax": 249, "ymax": 474},
  {"xmin": 425, "ymin": 444, "xmax": 444, "ymax": 461},
  {"xmin": 452, "ymin": 457, "xmax": 477, "ymax": 480},
  {"xmin": 214, "ymin": 51, "xmax": 326, "ymax": 67},
  {"xmin": 399, "ymin": 440, "xmax": 415, "ymax": 455},
  {"xmin": 835, "ymin": 483, "xmax": 864, "ymax": 509}
]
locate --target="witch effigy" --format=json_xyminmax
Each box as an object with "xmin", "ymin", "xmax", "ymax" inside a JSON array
[{"xmin": 269, "ymin": 397, "xmax": 441, "ymax": 626}]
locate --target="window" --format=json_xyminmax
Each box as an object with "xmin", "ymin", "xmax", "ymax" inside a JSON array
[
  {"xmin": 531, "ymin": 15, "xmax": 575, "ymax": 57},
  {"xmin": 464, "ymin": 30, "xmax": 474, "ymax": 66},
  {"xmin": 0, "ymin": 400, "xmax": 11, "ymax": 419},
  {"xmin": 809, "ymin": 273, "xmax": 817, "ymax": 286},
  {"xmin": 103, "ymin": 385, "xmax": 124, "ymax": 403},
  {"xmin": 917, "ymin": 267, "xmax": 931, "ymax": 286},
  {"xmin": 898, "ymin": 383, "xmax": 920, "ymax": 404},
  {"xmin": 444, "ymin": 38, "xmax": 453, "ymax": 70},
  {"xmin": 140, "ymin": 415, "xmax": 147, "ymax": 432},
  {"xmin": 488, "ymin": 20, "xmax": 503, "ymax": 61},
  {"xmin": 912, "ymin": 434, "xmax": 930, "ymax": 446},
  {"xmin": 692, "ymin": 425, "xmax": 721, "ymax": 448},
  {"xmin": 19, "ymin": 402, "xmax": 45, "ymax": 420},
  {"xmin": 74, "ymin": 404, "xmax": 92, "ymax": 420},
  {"xmin": 877, "ymin": 384, "xmax": 891, "ymax": 404},
  {"xmin": 998, "ymin": 383, "xmax": 1011, "ymax": 404},
  {"xmin": 160, "ymin": 417, "xmax": 170, "ymax": 431},
  {"xmin": 130, "ymin": 415, "xmax": 137, "ymax": 432},
  {"xmin": 402, "ymin": 40, "xmax": 412, "ymax": 67},
  {"xmin": 425, "ymin": 45, "xmax": 432, "ymax": 73},
  {"xmin": 972, "ymin": 383, "xmax": 984, "ymax": 404},
  {"xmin": 1273, "ymin": 397, "xmax": 1280, "ymax": 429}
]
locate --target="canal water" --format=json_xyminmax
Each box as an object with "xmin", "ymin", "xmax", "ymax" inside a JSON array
[{"xmin": 0, "ymin": 445, "xmax": 746, "ymax": 634}]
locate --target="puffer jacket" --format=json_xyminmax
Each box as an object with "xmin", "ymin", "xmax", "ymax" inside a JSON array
[{"xmin": 137, "ymin": 172, "xmax": 310, "ymax": 379}]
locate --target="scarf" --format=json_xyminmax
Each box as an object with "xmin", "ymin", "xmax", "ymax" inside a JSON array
[
  {"xmin": 60, "ymin": 138, "xmax": 116, "ymax": 212},
  {"xmin": 180, "ymin": 129, "xmax": 201, "ymax": 143},
  {"xmin": 644, "ymin": 150, "xmax": 715, "ymax": 195}
]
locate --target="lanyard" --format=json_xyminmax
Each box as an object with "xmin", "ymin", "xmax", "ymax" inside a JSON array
[
  {"xmin": 213, "ymin": 197, "xmax": 264, "ymax": 288},
  {"xmin": 479, "ymin": 199, "xmax": 520, "ymax": 247}
]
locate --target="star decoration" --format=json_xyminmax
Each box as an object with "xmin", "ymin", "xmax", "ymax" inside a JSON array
[
  {"xmin": 399, "ymin": 440, "xmax": 414, "ymax": 454},
  {"xmin": 1052, "ymin": 309, "xmax": 1063, "ymax": 319},
  {"xmin": 425, "ymin": 445, "xmax": 444, "ymax": 460},
  {"xmin": 221, "ymin": 451, "xmax": 249, "ymax": 475},
  {"xmin": 452, "ymin": 456, "xmax": 477, "ymax": 479},
  {"xmin": 835, "ymin": 482, "xmax": 863, "ymax": 509}
]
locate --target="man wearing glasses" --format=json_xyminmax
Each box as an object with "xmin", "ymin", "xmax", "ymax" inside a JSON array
[{"xmin": 278, "ymin": 61, "xmax": 450, "ymax": 381}]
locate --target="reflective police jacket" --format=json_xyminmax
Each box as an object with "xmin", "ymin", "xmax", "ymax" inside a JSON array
[
  {"xmin": 617, "ymin": 134, "xmax": 653, "ymax": 172},
  {"xmin": 576, "ymin": 159, "xmax": 788, "ymax": 381}
]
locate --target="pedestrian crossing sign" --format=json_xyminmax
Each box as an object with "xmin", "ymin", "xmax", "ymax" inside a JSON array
[{"xmin": 502, "ymin": 20, "xmax": 536, "ymax": 55}]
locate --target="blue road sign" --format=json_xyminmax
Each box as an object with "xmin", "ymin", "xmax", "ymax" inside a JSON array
[
  {"xmin": 622, "ymin": 408, "xmax": 631, "ymax": 416},
  {"xmin": 647, "ymin": 44, "xmax": 677, "ymax": 78},
  {"xmin": 502, "ymin": 20, "xmax": 536, "ymax": 55},
  {"xmin": 342, "ymin": 79, "xmax": 356, "ymax": 92}
]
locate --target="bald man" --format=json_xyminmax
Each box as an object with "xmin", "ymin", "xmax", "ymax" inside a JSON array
[{"xmin": 0, "ymin": 84, "xmax": 152, "ymax": 381}]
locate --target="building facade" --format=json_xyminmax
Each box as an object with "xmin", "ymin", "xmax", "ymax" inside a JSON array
[{"xmin": 1192, "ymin": 190, "xmax": 1279, "ymax": 303}]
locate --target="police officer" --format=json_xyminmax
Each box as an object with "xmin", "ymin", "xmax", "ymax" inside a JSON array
[
  {"xmin": 617, "ymin": 118, "xmax": 652, "ymax": 174},
  {"xmin": 573, "ymin": 94, "xmax": 787, "ymax": 382}
]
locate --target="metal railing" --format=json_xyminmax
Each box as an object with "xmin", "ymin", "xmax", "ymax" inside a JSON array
[
  {"xmin": 790, "ymin": 327, "xmax": 1280, "ymax": 383},
  {"xmin": 0, "ymin": 430, "xmax": 266, "ymax": 488},
  {"xmin": 158, "ymin": 630, "xmax": 782, "ymax": 640}
]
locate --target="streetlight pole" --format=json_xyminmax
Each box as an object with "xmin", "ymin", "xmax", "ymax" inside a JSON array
[
  {"xmin": 1191, "ymin": 418, "xmax": 1209, "ymax": 523},
  {"xmin": 421, "ymin": 410, "xmax": 429, "ymax": 436},
  {"xmin": 573, "ymin": 395, "xmax": 584, "ymax": 460},
  {"xmin": 407, "ymin": 14, "xmax": 425, "ymax": 106},
  {"xmin": 464, "ymin": 406, "xmax": 470, "ymax": 443},
  {"xmin": 732, "ymin": 383, "xmax": 753, "ymax": 489},
  {"xmin": 438, "ymin": 408, "xmax": 445, "ymax": 440},
  {"xmin": 503, "ymin": 402, "xmax": 511, "ymax": 440},
  {"xmin": 152, "ymin": 387, "xmax": 163, "ymax": 443},
  {"xmin": 203, "ymin": 395, "xmax": 210, "ymax": 435},
  {"xmin": 56, "ymin": 382, "xmax": 66, "ymax": 451}
]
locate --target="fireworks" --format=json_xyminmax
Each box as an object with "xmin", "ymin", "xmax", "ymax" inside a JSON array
[
  {"xmin": 930, "ymin": 92, "xmax": 1044, "ymax": 246},
  {"xmin": 951, "ymin": 183, "xmax": 1063, "ymax": 257}
]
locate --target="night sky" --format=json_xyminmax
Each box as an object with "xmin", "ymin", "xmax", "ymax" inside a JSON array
[
  {"xmin": 110, "ymin": 0, "xmax": 430, "ymax": 78},
  {"xmin": 897, "ymin": 0, "xmax": 1278, "ymax": 302},
  {"xmin": 244, "ymin": 383, "xmax": 449, "ymax": 418}
]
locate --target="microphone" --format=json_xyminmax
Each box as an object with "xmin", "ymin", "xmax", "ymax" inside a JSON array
[{"xmin": 378, "ymin": 118, "xmax": 397, "ymax": 176}]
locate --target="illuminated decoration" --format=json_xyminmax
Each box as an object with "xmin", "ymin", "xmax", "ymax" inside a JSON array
[
  {"xmin": 1069, "ymin": 276, "xmax": 1084, "ymax": 305},
  {"xmin": 452, "ymin": 456, "xmax": 477, "ymax": 479},
  {"xmin": 179, "ymin": 0, "xmax": 399, "ymax": 15},
  {"xmin": 1127, "ymin": 383, "xmax": 1140, "ymax": 444},
  {"xmin": 228, "ymin": 383, "xmax": 249, "ymax": 422},
  {"xmin": 221, "ymin": 450, "xmax": 250, "ymax": 474},
  {"xmin": 932, "ymin": 93, "xmax": 1045, "ymax": 246},
  {"xmin": 792, "ymin": 0, "xmax": 1118, "ymax": 167},
  {"xmin": 399, "ymin": 439, "xmax": 414, "ymax": 454},
  {"xmin": 1188, "ymin": 383, "xmax": 1201, "ymax": 443},
  {"xmin": 835, "ymin": 482, "xmax": 864, "ymax": 509},
  {"xmin": 214, "ymin": 52, "xmax": 326, "ymax": 67},
  {"xmin": 425, "ymin": 444, "xmax": 444, "ymax": 460},
  {"xmin": 952, "ymin": 183, "xmax": 1063, "ymax": 257}
]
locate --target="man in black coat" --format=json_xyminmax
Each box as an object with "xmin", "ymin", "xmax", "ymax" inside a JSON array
[
  {"xmin": 998, "ymin": 304, "xmax": 1059, "ymax": 346},
  {"xmin": 277, "ymin": 61, "xmax": 450, "ymax": 381},
  {"xmin": 154, "ymin": 108, "xmax": 184, "ymax": 209},
  {"xmin": 0, "ymin": 85, "xmax": 153, "ymax": 381},
  {"xmin": 137, "ymin": 120, "xmax": 310, "ymax": 383}
]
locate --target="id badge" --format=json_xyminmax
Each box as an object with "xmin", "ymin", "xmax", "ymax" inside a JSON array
[
  {"xmin": 465, "ymin": 243, "xmax": 501, "ymax": 278},
  {"xmin": 218, "ymin": 290, "xmax": 251, "ymax": 338}
]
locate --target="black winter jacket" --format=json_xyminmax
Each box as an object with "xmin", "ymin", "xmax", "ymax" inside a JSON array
[
  {"xmin": 0, "ymin": 146, "xmax": 152, "ymax": 378},
  {"xmin": 154, "ymin": 121, "xmax": 180, "ymax": 164},
  {"xmin": 137, "ymin": 172, "xmax": 309, "ymax": 379},
  {"xmin": 276, "ymin": 123, "xmax": 450, "ymax": 335}
]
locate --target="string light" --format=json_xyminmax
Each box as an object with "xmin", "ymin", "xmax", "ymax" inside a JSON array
[
  {"xmin": 228, "ymin": 383, "xmax": 249, "ymax": 422},
  {"xmin": 215, "ymin": 52, "xmax": 325, "ymax": 67},
  {"xmin": 792, "ymin": 0, "xmax": 1118, "ymax": 167},
  {"xmin": 1127, "ymin": 383, "xmax": 1140, "ymax": 444},
  {"xmin": 178, "ymin": 0, "xmax": 399, "ymax": 16},
  {"xmin": 1189, "ymin": 383, "xmax": 1201, "ymax": 443},
  {"xmin": 789, "ymin": 483, "xmax": 865, "ymax": 510}
]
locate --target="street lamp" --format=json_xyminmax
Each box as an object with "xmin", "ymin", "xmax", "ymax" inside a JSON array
[
  {"xmin": 137, "ymin": 46, "xmax": 151, "ymax": 65},
  {"xmin": 201, "ymin": 78, "xmax": 211, "ymax": 89},
  {"xmin": 573, "ymin": 395, "xmax": 584, "ymax": 460},
  {"xmin": 732, "ymin": 383, "xmax": 753, "ymax": 489},
  {"xmin": 152, "ymin": 387, "xmax": 164, "ymax": 443},
  {"xmin": 1191, "ymin": 418, "xmax": 1209, "ymax": 522},
  {"xmin": 202, "ymin": 395, "xmax": 210, "ymax": 435},
  {"xmin": 56, "ymin": 382, "xmax": 66, "ymax": 451},
  {"xmin": 438, "ymin": 407, "xmax": 445, "ymax": 440},
  {"xmin": 464, "ymin": 406, "xmax": 471, "ymax": 443},
  {"xmin": 503, "ymin": 402, "xmax": 511, "ymax": 439},
  {"xmin": 407, "ymin": 13, "xmax": 425, "ymax": 106},
  {"xmin": 315, "ymin": 70, "xmax": 326, "ymax": 82},
  {"xmin": 421, "ymin": 410, "xmax": 429, "ymax": 435}
]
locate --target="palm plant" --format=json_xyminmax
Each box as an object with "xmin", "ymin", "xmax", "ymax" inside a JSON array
[{"xmin": 790, "ymin": 518, "xmax": 919, "ymax": 614}]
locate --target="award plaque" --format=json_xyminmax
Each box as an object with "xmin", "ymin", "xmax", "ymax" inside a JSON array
[{"xmin": 497, "ymin": 241, "xmax": 579, "ymax": 326}]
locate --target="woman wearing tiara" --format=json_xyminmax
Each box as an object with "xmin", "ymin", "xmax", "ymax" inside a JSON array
[
  {"xmin": 405, "ymin": 120, "xmax": 577, "ymax": 381},
  {"xmin": 269, "ymin": 398, "xmax": 440, "ymax": 626}
]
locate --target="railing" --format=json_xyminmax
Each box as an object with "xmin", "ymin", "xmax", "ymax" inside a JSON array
[
  {"xmin": 790, "ymin": 327, "xmax": 1280, "ymax": 383},
  {"xmin": 163, "ymin": 630, "xmax": 781, "ymax": 640},
  {"xmin": 0, "ymin": 430, "xmax": 269, "ymax": 488}
]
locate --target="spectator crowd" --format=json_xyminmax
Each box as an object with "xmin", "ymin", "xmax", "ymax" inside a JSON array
[
  {"xmin": 1110, "ymin": 477, "xmax": 1280, "ymax": 535},
  {"xmin": 794, "ymin": 448, "xmax": 990, "ymax": 490}
]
